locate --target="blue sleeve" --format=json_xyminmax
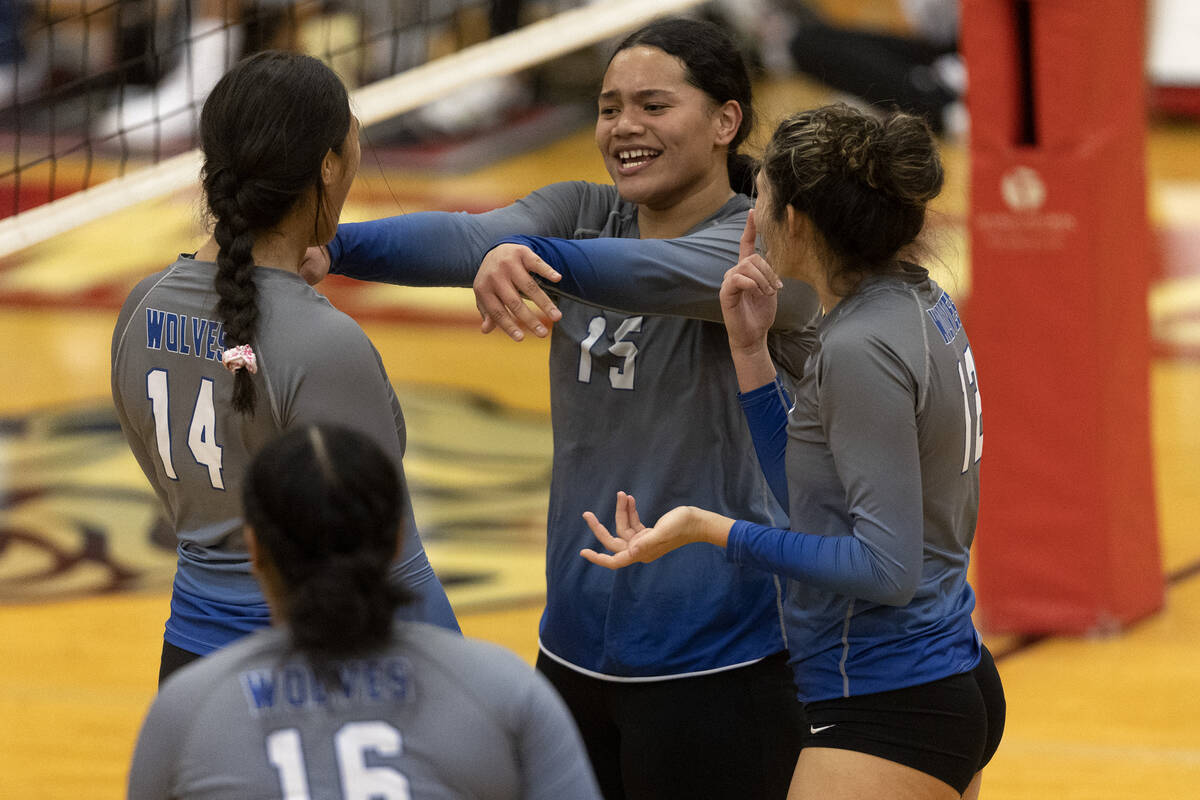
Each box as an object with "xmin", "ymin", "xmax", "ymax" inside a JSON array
[
  {"xmin": 328, "ymin": 213, "xmax": 482, "ymax": 286},
  {"xmin": 725, "ymin": 519, "xmax": 914, "ymax": 607},
  {"xmin": 327, "ymin": 182, "xmax": 592, "ymax": 287},
  {"xmin": 737, "ymin": 378, "xmax": 791, "ymax": 513},
  {"xmin": 496, "ymin": 231, "xmax": 819, "ymax": 328}
]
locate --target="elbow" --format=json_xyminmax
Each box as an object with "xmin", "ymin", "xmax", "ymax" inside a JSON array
[{"xmin": 866, "ymin": 570, "xmax": 919, "ymax": 607}]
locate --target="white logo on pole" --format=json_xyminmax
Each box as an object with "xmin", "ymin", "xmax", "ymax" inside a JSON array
[{"xmin": 1001, "ymin": 166, "xmax": 1046, "ymax": 212}]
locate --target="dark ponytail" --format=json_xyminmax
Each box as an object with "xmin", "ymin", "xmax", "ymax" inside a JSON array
[
  {"xmin": 199, "ymin": 51, "xmax": 351, "ymax": 414},
  {"xmin": 243, "ymin": 424, "xmax": 411, "ymax": 674},
  {"xmin": 612, "ymin": 17, "xmax": 756, "ymax": 195}
]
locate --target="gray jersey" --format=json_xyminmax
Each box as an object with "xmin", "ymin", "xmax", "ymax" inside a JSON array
[
  {"xmin": 127, "ymin": 622, "xmax": 602, "ymax": 800},
  {"xmin": 781, "ymin": 266, "xmax": 981, "ymax": 699},
  {"xmin": 330, "ymin": 182, "xmax": 821, "ymax": 677},
  {"xmin": 111, "ymin": 258, "xmax": 457, "ymax": 652}
]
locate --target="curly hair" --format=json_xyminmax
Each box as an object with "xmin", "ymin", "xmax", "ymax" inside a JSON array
[{"xmin": 760, "ymin": 104, "xmax": 943, "ymax": 292}]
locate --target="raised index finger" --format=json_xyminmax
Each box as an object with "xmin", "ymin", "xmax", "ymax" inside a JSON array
[{"xmin": 739, "ymin": 208, "xmax": 758, "ymax": 262}]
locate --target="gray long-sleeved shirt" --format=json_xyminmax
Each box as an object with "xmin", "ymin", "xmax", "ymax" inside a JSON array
[
  {"xmin": 329, "ymin": 181, "xmax": 821, "ymax": 678},
  {"xmin": 111, "ymin": 259, "xmax": 458, "ymax": 653},
  {"xmin": 127, "ymin": 622, "xmax": 601, "ymax": 800}
]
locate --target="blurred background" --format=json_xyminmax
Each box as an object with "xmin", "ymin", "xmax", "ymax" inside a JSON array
[{"xmin": 1, "ymin": 1, "xmax": 1197, "ymax": 797}]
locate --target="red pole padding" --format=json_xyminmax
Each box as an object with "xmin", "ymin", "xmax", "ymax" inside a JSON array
[{"xmin": 962, "ymin": 0, "xmax": 1163, "ymax": 634}]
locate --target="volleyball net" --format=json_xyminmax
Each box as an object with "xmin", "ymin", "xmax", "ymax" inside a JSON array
[{"xmin": 0, "ymin": 0, "xmax": 709, "ymax": 258}]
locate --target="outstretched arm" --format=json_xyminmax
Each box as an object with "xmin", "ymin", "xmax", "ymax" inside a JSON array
[
  {"xmin": 489, "ymin": 210, "xmax": 818, "ymax": 328},
  {"xmin": 580, "ymin": 328, "xmax": 925, "ymax": 606},
  {"xmin": 581, "ymin": 494, "xmax": 920, "ymax": 607},
  {"xmin": 580, "ymin": 492, "xmax": 735, "ymax": 569},
  {"xmin": 301, "ymin": 181, "xmax": 593, "ymax": 289}
]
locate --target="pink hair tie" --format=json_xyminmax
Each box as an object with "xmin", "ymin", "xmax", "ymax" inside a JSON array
[{"xmin": 221, "ymin": 344, "xmax": 258, "ymax": 375}]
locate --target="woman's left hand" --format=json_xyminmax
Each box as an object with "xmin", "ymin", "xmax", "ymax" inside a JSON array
[
  {"xmin": 720, "ymin": 210, "xmax": 781, "ymax": 353},
  {"xmin": 581, "ymin": 493, "xmax": 730, "ymax": 569}
]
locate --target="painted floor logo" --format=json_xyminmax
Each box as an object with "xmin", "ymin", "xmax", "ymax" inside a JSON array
[{"xmin": 0, "ymin": 384, "xmax": 553, "ymax": 608}]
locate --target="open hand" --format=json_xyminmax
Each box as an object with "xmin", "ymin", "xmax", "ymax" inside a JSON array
[
  {"xmin": 474, "ymin": 243, "xmax": 563, "ymax": 341},
  {"xmin": 581, "ymin": 493, "xmax": 703, "ymax": 569}
]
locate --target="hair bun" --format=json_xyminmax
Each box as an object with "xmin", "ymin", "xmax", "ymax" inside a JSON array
[
  {"xmin": 759, "ymin": 103, "xmax": 943, "ymax": 273},
  {"xmin": 874, "ymin": 113, "xmax": 944, "ymax": 205}
]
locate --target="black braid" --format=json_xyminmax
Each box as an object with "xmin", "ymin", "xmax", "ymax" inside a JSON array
[
  {"xmin": 198, "ymin": 51, "xmax": 352, "ymax": 416},
  {"xmin": 207, "ymin": 168, "xmax": 260, "ymax": 413}
]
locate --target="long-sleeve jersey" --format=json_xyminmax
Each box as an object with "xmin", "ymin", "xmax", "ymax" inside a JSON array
[
  {"xmin": 111, "ymin": 258, "xmax": 459, "ymax": 655},
  {"xmin": 127, "ymin": 621, "xmax": 602, "ymax": 800},
  {"xmin": 727, "ymin": 266, "xmax": 983, "ymax": 702},
  {"xmin": 329, "ymin": 181, "xmax": 821, "ymax": 678}
]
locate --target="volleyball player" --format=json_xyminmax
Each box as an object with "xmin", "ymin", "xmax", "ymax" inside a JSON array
[
  {"xmin": 299, "ymin": 18, "xmax": 816, "ymax": 800},
  {"xmin": 110, "ymin": 51, "xmax": 458, "ymax": 686},
  {"xmin": 583, "ymin": 105, "xmax": 1006, "ymax": 800},
  {"xmin": 127, "ymin": 424, "xmax": 601, "ymax": 800}
]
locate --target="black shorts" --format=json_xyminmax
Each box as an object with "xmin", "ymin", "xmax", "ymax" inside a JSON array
[
  {"xmin": 159, "ymin": 640, "xmax": 203, "ymax": 686},
  {"xmin": 538, "ymin": 651, "xmax": 805, "ymax": 800},
  {"xmin": 801, "ymin": 646, "xmax": 1005, "ymax": 794}
]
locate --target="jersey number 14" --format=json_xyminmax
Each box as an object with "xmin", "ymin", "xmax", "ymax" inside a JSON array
[{"xmin": 146, "ymin": 368, "xmax": 225, "ymax": 490}]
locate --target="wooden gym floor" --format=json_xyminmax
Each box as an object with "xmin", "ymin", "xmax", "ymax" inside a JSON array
[{"xmin": 0, "ymin": 69, "xmax": 1198, "ymax": 797}]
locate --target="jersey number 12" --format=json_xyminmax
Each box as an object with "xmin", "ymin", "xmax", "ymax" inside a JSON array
[
  {"xmin": 956, "ymin": 345, "xmax": 983, "ymax": 473},
  {"xmin": 146, "ymin": 368, "xmax": 225, "ymax": 489}
]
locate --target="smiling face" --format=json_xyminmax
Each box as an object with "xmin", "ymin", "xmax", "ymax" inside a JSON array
[{"xmin": 595, "ymin": 45, "xmax": 738, "ymax": 214}]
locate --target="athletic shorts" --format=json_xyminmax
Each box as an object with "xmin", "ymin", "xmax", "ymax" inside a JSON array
[
  {"xmin": 158, "ymin": 640, "xmax": 204, "ymax": 686},
  {"xmin": 801, "ymin": 645, "xmax": 1005, "ymax": 794},
  {"xmin": 538, "ymin": 650, "xmax": 805, "ymax": 800}
]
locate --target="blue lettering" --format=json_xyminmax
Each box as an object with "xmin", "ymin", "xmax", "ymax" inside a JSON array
[
  {"xmin": 309, "ymin": 674, "xmax": 328, "ymax": 706},
  {"xmin": 364, "ymin": 662, "xmax": 382, "ymax": 700},
  {"xmin": 335, "ymin": 663, "xmax": 360, "ymax": 700},
  {"xmin": 164, "ymin": 314, "xmax": 180, "ymax": 353},
  {"xmin": 205, "ymin": 323, "xmax": 222, "ymax": 362},
  {"xmin": 191, "ymin": 318, "xmax": 209, "ymax": 359},
  {"xmin": 927, "ymin": 294, "xmax": 962, "ymax": 345},
  {"xmin": 240, "ymin": 670, "xmax": 278, "ymax": 712},
  {"xmin": 146, "ymin": 309, "xmax": 166, "ymax": 350},
  {"xmin": 284, "ymin": 666, "xmax": 307, "ymax": 708},
  {"xmin": 179, "ymin": 315, "xmax": 191, "ymax": 355},
  {"xmin": 385, "ymin": 659, "xmax": 409, "ymax": 700}
]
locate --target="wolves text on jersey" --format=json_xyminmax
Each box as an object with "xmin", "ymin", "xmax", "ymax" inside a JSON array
[
  {"xmin": 145, "ymin": 307, "xmax": 226, "ymax": 362},
  {"xmin": 239, "ymin": 656, "xmax": 412, "ymax": 716},
  {"xmin": 926, "ymin": 292, "xmax": 963, "ymax": 346}
]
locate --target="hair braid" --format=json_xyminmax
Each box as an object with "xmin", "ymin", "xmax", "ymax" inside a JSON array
[
  {"xmin": 199, "ymin": 51, "xmax": 351, "ymax": 415},
  {"xmin": 206, "ymin": 167, "xmax": 260, "ymax": 414}
]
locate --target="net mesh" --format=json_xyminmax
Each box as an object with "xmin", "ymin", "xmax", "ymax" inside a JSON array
[{"xmin": 0, "ymin": 0, "xmax": 706, "ymax": 255}]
